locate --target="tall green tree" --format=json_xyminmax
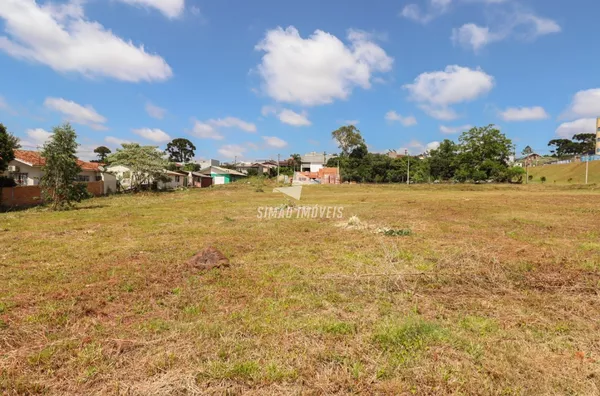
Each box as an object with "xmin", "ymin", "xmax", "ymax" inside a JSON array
[
  {"xmin": 572, "ymin": 133, "xmax": 596, "ymax": 154},
  {"xmin": 166, "ymin": 138, "xmax": 196, "ymax": 163},
  {"xmin": 289, "ymin": 153, "xmax": 302, "ymax": 171},
  {"xmin": 521, "ymin": 145, "xmax": 533, "ymax": 156},
  {"xmin": 107, "ymin": 143, "xmax": 168, "ymax": 191},
  {"xmin": 40, "ymin": 123, "xmax": 83, "ymax": 210},
  {"xmin": 429, "ymin": 139, "xmax": 459, "ymax": 181},
  {"xmin": 456, "ymin": 125, "xmax": 513, "ymax": 181},
  {"xmin": 0, "ymin": 123, "xmax": 20, "ymax": 173},
  {"xmin": 94, "ymin": 146, "xmax": 111, "ymax": 162},
  {"xmin": 332, "ymin": 125, "xmax": 366, "ymax": 156}
]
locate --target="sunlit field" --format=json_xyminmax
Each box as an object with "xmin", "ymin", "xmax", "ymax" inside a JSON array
[{"xmin": 2, "ymin": 183, "xmax": 599, "ymax": 394}]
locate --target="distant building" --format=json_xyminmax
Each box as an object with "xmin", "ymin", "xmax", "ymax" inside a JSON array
[
  {"xmin": 200, "ymin": 165, "xmax": 247, "ymax": 185},
  {"xmin": 196, "ymin": 159, "xmax": 220, "ymax": 170},
  {"xmin": 301, "ymin": 152, "xmax": 336, "ymax": 173}
]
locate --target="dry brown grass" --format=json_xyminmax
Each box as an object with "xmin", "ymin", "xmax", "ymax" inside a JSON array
[{"xmin": 1, "ymin": 183, "xmax": 600, "ymax": 395}]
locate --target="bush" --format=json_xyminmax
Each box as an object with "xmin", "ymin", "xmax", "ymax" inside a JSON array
[
  {"xmin": 540, "ymin": 176, "xmax": 547, "ymax": 184},
  {"xmin": 69, "ymin": 183, "xmax": 93, "ymax": 202},
  {"xmin": 0, "ymin": 176, "xmax": 16, "ymax": 188}
]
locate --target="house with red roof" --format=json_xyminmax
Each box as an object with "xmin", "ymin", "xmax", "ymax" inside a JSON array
[{"xmin": 5, "ymin": 150, "xmax": 115, "ymax": 191}]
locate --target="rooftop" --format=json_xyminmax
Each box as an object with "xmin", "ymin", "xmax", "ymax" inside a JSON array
[{"xmin": 13, "ymin": 150, "xmax": 102, "ymax": 172}]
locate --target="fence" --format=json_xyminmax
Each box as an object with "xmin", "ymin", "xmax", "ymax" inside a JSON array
[{"xmin": 1, "ymin": 181, "xmax": 105, "ymax": 208}]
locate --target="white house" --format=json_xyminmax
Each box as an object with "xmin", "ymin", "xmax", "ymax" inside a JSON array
[
  {"xmin": 4, "ymin": 150, "xmax": 116, "ymax": 194},
  {"xmin": 301, "ymin": 152, "xmax": 336, "ymax": 173}
]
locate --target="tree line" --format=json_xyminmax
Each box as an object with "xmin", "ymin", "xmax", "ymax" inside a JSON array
[{"xmin": 329, "ymin": 124, "xmax": 525, "ymax": 183}]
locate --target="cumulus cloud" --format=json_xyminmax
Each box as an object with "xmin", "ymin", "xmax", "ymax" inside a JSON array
[
  {"xmin": 105, "ymin": 136, "xmax": 130, "ymax": 146},
  {"xmin": 262, "ymin": 106, "xmax": 311, "ymax": 127},
  {"xmin": 218, "ymin": 144, "xmax": 246, "ymax": 159},
  {"xmin": 400, "ymin": 0, "xmax": 452, "ymax": 24},
  {"xmin": 500, "ymin": 106, "xmax": 549, "ymax": 121},
  {"xmin": 555, "ymin": 118, "xmax": 596, "ymax": 139},
  {"xmin": 190, "ymin": 117, "xmax": 256, "ymax": 140},
  {"xmin": 277, "ymin": 109, "xmax": 311, "ymax": 126},
  {"xmin": 190, "ymin": 121, "xmax": 224, "ymax": 140},
  {"xmin": 210, "ymin": 117, "xmax": 257, "ymax": 132},
  {"xmin": 440, "ymin": 124, "xmax": 472, "ymax": 134},
  {"xmin": 452, "ymin": 12, "xmax": 561, "ymax": 51},
  {"xmin": 21, "ymin": 128, "xmax": 52, "ymax": 149},
  {"xmin": 0, "ymin": 0, "xmax": 172, "ymax": 82},
  {"xmin": 255, "ymin": 27, "xmax": 393, "ymax": 106},
  {"xmin": 44, "ymin": 97, "xmax": 107, "ymax": 130},
  {"xmin": 145, "ymin": 102, "xmax": 167, "ymax": 119},
  {"xmin": 404, "ymin": 65, "xmax": 494, "ymax": 120},
  {"xmin": 132, "ymin": 128, "xmax": 171, "ymax": 143},
  {"xmin": 385, "ymin": 111, "xmax": 417, "ymax": 126},
  {"xmin": 262, "ymin": 136, "xmax": 288, "ymax": 148},
  {"xmin": 116, "ymin": 0, "xmax": 185, "ymax": 18},
  {"xmin": 561, "ymin": 89, "xmax": 600, "ymax": 119}
]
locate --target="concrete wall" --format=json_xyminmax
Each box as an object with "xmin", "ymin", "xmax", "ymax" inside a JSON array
[
  {"xmin": 596, "ymin": 118, "xmax": 600, "ymax": 155},
  {"xmin": 102, "ymin": 173, "xmax": 117, "ymax": 194},
  {"xmin": 1, "ymin": 181, "xmax": 105, "ymax": 208}
]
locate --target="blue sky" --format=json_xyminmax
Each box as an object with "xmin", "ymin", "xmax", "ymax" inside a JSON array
[{"xmin": 0, "ymin": 0, "xmax": 599, "ymax": 161}]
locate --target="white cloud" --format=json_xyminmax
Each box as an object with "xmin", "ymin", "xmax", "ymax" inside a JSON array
[
  {"xmin": 0, "ymin": 0, "xmax": 172, "ymax": 82},
  {"xmin": 344, "ymin": 120, "xmax": 360, "ymax": 125},
  {"xmin": 427, "ymin": 141, "xmax": 441, "ymax": 151},
  {"xmin": 24, "ymin": 128, "xmax": 52, "ymax": 148},
  {"xmin": 500, "ymin": 106, "xmax": 549, "ymax": 121},
  {"xmin": 44, "ymin": 97, "xmax": 107, "ymax": 130},
  {"xmin": 561, "ymin": 89, "xmax": 600, "ymax": 119},
  {"xmin": 385, "ymin": 110, "xmax": 417, "ymax": 126},
  {"xmin": 404, "ymin": 65, "xmax": 494, "ymax": 120},
  {"xmin": 451, "ymin": 24, "xmax": 498, "ymax": 51},
  {"xmin": 452, "ymin": 12, "xmax": 561, "ymax": 51},
  {"xmin": 105, "ymin": 136, "xmax": 130, "ymax": 146},
  {"xmin": 262, "ymin": 136, "xmax": 288, "ymax": 148},
  {"xmin": 145, "ymin": 102, "xmax": 166, "ymax": 119},
  {"xmin": 190, "ymin": 117, "xmax": 256, "ymax": 140},
  {"xmin": 190, "ymin": 121, "xmax": 223, "ymax": 140},
  {"xmin": 261, "ymin": 105, "xmax": 277, "ymax": 116},
  {"xmin": 132, "ymin": 128, "xmax": 171, "ymax": 143},
  {"xmin": 278, "ymin": 109, "xmax": 311, "ymax": 126},
  {"xmin": 555, "ymin": 118, "xmax": 596, "ymax": 139},
  {"xmin": 210, "ymin": 117, "xmax": 257, "ymax": 133},
  {"xmin": 400, "ymin": 0, "xmax": 452, "ymax": 24},
  {"xmin": 218, "ymin": 144, "xmax": 246, "ymax": 159},
  {"xmin": 255, "ymin": 27, "xmax": 393, "ymax": 106},
  {"xmin": 116, "ymin": 0, "xmax": 185, "ymax": 18},
  {"xmin": 440, "ymin": 124, "xmax": 472, "ymax": 134}
]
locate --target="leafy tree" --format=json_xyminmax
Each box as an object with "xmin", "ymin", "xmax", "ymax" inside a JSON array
[
  {"xmin": 456, "ymin": 125, "xmax": 513, "ymax": 181},
  {"xmin": 429, "ymin": 139, "xmax": 458, "ymax": 180},
  {"xmin": 40, "ymin": 123, "xmax": 83, "ymax": 210},
  {"xmin": 107, "ymin": 143, "xmax": 168, "ymax": 191},
  {"xmin": 0, "ymin": 123, "xmax": 20, "ymax": 173},
  {"xmin": 521, "ymin": 145, "xmax": 533, "ymax": 156},
  {"xmin": 93, "ymin": 146, "xmax": 111, "ymax": 162},
  {"xmin": 166, "ymin": 138, "xmax": 196, "ymax": 163},
  {"xmin": 289, "ymin": 153, "xmax": 302, "ymax": 171},
  {"xmin": 332, "ymin": 125, "xmax": 366, "ymax": 156},
  {"xmin": 572, "ymin": 133, "xmax": 596, "ymax": 154},
  {"xmin": 182, "ymin": 163, "xmax": 200, "ymax": 172}
]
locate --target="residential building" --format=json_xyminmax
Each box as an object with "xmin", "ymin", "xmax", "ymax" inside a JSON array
[
  {"xmin": 196, "ymin": 159, "xmax": 220, "ymax": 170},
  {"xmin": 200, "ymin": 165, "xmax": 246, "ymax": 184},
  {"xmin": 293, "ymin": 167, "xmax": 340, "ymax": 185},
  {"xmin": 5, "ymin": 150, "xmax": 110, "ymax": 186},
  {"xmin": 301, "ymin": 152, "xmax": 336, "ymax": 173}
]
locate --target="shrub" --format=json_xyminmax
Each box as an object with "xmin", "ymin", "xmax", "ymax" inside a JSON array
[
  {"xmin": 0, "ymin": 176, "xmax": 16, "ymax": 188},
  {"xmin": 540, "ymin": 176, "xmax": 547, "ymax": 184}
]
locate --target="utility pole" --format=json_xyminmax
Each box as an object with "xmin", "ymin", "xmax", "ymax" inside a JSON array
[
  {"xmin": 526, "ymin": 165, "xmax": 529, "ymax": 184},
  {"xmin": 405, "ymin": 149, "xmax": 410, "ymax": 185},
  {"xmin": 586, "ymin": 160, "xmax": 589, "ymax": 185},
  {"xmin": 277, "ymin": 154, "xmax": 280, "ymax": 179},
  {"xmin": 234, "ymin": 156, "xmax": 237, "ymax": 170}
]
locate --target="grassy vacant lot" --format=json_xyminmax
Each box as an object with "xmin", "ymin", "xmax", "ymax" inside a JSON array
[{"xmin": 1, "ymin": 183, "xmax": 600, "ymax": 395}]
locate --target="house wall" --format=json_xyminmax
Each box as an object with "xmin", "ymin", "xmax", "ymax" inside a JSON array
[
  {"xmin": 1, "ymin": 181, "xmax": 105, "ymax": 208},
  {"xmin": 7, "ymin": 160, "xmax": 101, "ymax": 186},
  {"xmin": 6, "ymin": 161, "xmax": 43, "ymax": 186}
]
